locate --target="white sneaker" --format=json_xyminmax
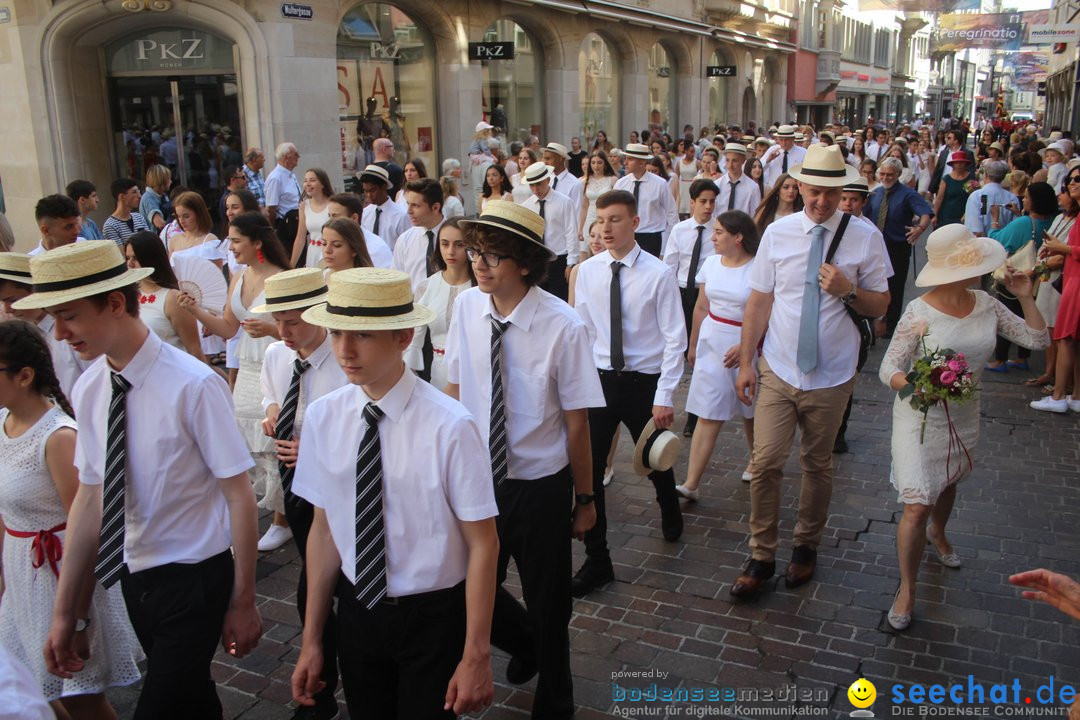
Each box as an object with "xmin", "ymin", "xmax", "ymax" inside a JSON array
[
  {"xmin": 675, "ymin": 484, "xmax": 700, "ymax": 502},
  {"xmin": 1030, "ymin": 396, "xmax": 1069, "ymax": 414},
  {"xmin": 257, "ymin": 524, "xmax": 293, "ymax": 552},
  {"xmin": 603, "ymin": 467, "xmax": 614, "ymax": 487},
  {"xmin": 1067, "ymin": 396, "xmax": 1080, "ymax": 413}
]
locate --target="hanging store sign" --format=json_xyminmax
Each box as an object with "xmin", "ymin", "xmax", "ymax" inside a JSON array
[
  {"xmin": 931, "ymin": 13, "xmax": 1024, "ymax": 53},
  {"xmin": 468, "ymin": 42, "xmax": 514, "ymax": 60},
  {"xmin": 706, "ymin": 65, "xmax": 736, "ymax": 77},
  {"xmin": 1028, "ymin": 24, "xmax": 1080, "ymax": 45}
]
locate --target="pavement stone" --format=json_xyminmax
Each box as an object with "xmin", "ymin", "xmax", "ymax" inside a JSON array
[{"xmin": 107, "ymin": 245, "xmax": 1080, "ymax": 719}]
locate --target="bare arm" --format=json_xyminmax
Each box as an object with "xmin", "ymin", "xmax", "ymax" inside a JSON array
[
  {"xmin": 291, "ymin": 202, "xmax": 308, "ymax": 268},
  {"xmin": 735, "ymin": 289, "xmax": 773, "ymax": 406},
  {"xmin": 219, "ymin": 472, "xmax": 262, "ymax": 658},
  {"xmin": 443, "ymin": 382, "xmax": 460, "ymax": 400},
  {"xmin": 566, "ymin": 409, "xmax": 596, "ymax": 541},
  {"xmin": 44, "ymin": 430, "xmax": 96, "ymax": 621},
  {"xmin": 688, "ymin": 286, "xmax": 708, "ymax": 366},
  {"xmin": 165, "ymin": 290, "xmax": 208, "ymax": 362},
  {"xmin": 291, "ymin": 508, "xmax": 340, "ymax": 706},
  {"xmin": 179, "ymin": 272, "xmax": 242, "ymax": 339}
]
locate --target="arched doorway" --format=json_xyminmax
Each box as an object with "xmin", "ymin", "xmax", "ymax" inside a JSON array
[
  {"xmin": 338, "ymin": 3, "xmax": 437, "ymax": 185},
  {"xmin": 481, "ymin": 19, "xmax": 542, "ymax": 144},
  {"xmin": 708, "ymin": 47, "xmax": 734, "ymax": 128},
  {"xmin": 579, "ymin": 33, "xmax": 619, "ymax": 148},
  {"xmin": 742, "ymin": 87, "xmax": 756, "ymax": 128},
  {"xmin": 647, "ymin": 42, "xmax": 675, "ymax": 141}
]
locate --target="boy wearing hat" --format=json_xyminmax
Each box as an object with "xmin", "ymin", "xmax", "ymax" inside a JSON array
[
  {"xmin": 542, "ymin": 142, "xmax": 584, "ymax": 213},
  {"xmin": 359, "ymin": 164, "xmax": 410, "ymax": 250},
  {"xmin": 290, "ymin": 268, "xmax": 499, "ymax": 719},
  {"xmin": 613, "ymin": 144, "xmax": 678, "ymax": 258},
  {"xmin": 572, "ymin": 189, "xmax": 687, "ymax": 596},
  {"xmin": 520, "ymin": 164, "xmax": 579, "ymax": 301},
  {"xmin": 443, "ymin": 200, "xmax": 603, "ymax": 719},
  {"xmin": 256, "ymin": 268, "xmax": 347, "ymax": 720},
  {"xmin": 715, "ymin": 143, "xmax": 762, "ymax": 217},
  {"xmin": 762, "ymin": 126, "xmax": 808, "ymax": 190},
  {"xmin": 35, "ymin": 241, "xmax": 262, "ymax": 717}
]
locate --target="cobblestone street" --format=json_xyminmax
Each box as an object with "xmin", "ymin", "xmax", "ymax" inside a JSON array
[{"xmin": 108, "ymin": 264, "xmax": 1080, "ymax": 719}]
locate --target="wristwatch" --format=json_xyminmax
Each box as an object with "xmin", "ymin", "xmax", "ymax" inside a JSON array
[
  {"xmin": 75, "ymin": 618, "xmax": 92, "ymax": 632},
  {"xmin": 840, "ymin": 284, "xmax": 858, "ymax": 305},
  {"xmin": 575, "ymin": 493, "xmax": 595, "ymax": 506}
]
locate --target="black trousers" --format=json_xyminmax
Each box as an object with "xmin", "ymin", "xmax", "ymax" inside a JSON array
[
  {"xmin": 994, "ymin": 293, "xmax": 1032, "ymax": 362},
  {"xmin": 491, "ymin": 468, "xmax": 574, "ymax": 719},
  {"xmin": 283, "ymin": 493, "xmax": 339, "ymax": 708},
  {"xmin": 276, "ymin": 209, "xmax": 301, "ymax": 261},
  {"xmin": 120, "ymin": 551, "xmax": 233, "ymax": 720},
  {"xmin": 541, "ymin": 254, "xmax": 569, "ymax": 302},
  {"xmin": 885, "ymin": 241, "xmax": 912, "ymax": 336},
  {"xmin": 336, "ymin": 576, "xmax": 465, "ymax": 720},
  {"xmin": 584, "ymin": 370, "xmax": 679, "ymax": 563},
  {"xmin": 636, "ymin": 232, "xmax": 663, "ymax": 258}
]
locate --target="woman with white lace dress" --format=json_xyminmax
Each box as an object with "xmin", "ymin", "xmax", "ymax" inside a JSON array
[
  {"xmin": 577, "ymin": 150, "xmax": 617, "ymax": 249},
  {"xmin": 879, "ymin": 225, "xmax": 1048, "ymax": 631},
  {"xmin": 290, "ymin": 168, "xmax": 333, "ymax": 269},
  {"xmin": 0, "ymin": 320, "xmax": 141, "ymax": 719}
]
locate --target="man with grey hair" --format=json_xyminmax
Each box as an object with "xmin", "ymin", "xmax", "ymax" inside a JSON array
[
  {"xmin": 242, "ymin": 147, "xmax": 267, "ymax": 207},
  {"xmin": 265, "ymin": 142, "xmax": 301, "ymax": 257},
  {"xmin": 964, "ymin": 160, "xmax": 1015, "ymax": 237},
  {"xmin": 372, "ymin": 137, "xmax": 404, "ymax": 198}
]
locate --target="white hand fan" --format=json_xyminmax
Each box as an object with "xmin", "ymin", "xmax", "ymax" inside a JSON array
[{"xmin": 173, "ymin": 256, "xmax": 228, "ymax": 312}]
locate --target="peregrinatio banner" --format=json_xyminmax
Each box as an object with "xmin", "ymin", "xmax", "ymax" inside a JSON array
[
  {"xmin": 858, "ymin": 0, "xmax": 979, "ymax": 10},
  {"xmin": 931, "ymin": 12, "xmax": 1026, "ymax": 53}
]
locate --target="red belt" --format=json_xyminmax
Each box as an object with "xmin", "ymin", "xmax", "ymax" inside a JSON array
[
  {"xmin": 708, "ymin": 312, "xmax": 742, "ymax": 326},
  {"xmin": 6, "ymin": 522, "xmax": 66, "ymax": 578},
  {"xmin": 433, "ymin": 347, "xmax": 445, "ymax": 356}
]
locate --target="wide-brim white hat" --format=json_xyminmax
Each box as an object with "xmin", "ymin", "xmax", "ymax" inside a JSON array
[
  {"xmin": 632, "ymin": 419, "xmax": 683, "ymax": 476},
  {"xmin": 543, "ymin": 142, "xmax": 570, "ymax": 159},
  {"xmin": 0, "ymin": 252, "xmax": 33, "ymax": 285},
  {"xmin": 250, "ymin": 267, "xmax": 329, "ymax": 314},
  {"xmin": 358, "ymin": 164, "xmax": 391, "ymax": 187},
  {"xmin": 774, "ymin": 124, "xmax": 797, "ymax": 138},
  {"xmin": 722, "ymin": 142, "xmax": 748, "ymax": 157},
  {"xmin": 788, "ymin": 145, "xmax": 861, "ymax": 187},
  {"xmin": 523, "ymin": 163, "xmax": 555, "ymax": 185},
  {"xmin": 623, "ymin": 143, "xmax": 652, "ymax": 160},
  {"xmin": 915, "ymin": 224, "xmax": 1006, "ymax": 287},
  {"xmin": 11, "ymin": 241, "xmax": 153, "ymax": 310},
  {"xmin": 459, "ymin": 200, "xmax": 554, "ymax": 258},
  {"xmin": 301, "ymin": 268, "xmax": 435, "ymax": 331}
]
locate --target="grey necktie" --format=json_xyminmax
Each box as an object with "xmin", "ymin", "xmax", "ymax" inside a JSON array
[
  {"xmin": 796, "ymin": 225, "xmax": 827, "ymax": 374},
  {"xmin": 729, "ymin": 180, "xmax": 737, "ymax": 211},
  {"xmin": 610, "ymin": 261, "xmax": 625, "ymax": 371}
]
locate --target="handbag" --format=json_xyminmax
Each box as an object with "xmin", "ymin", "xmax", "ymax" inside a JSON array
[
  {"xmin": 823, "ymin": 213, "xmax": 875, "ymax": 368},
  {"xmin": 992, "ymin": 217, "xmax": 1038, "ymax": 299}
]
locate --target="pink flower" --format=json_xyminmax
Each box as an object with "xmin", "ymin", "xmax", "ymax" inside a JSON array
[
  {"xmin": 940, "ymin": 370, "xmax": 957, "ymax": 385},
  {"xmin": 947, "ymin": 360, "xmax": 965, "ymax": 373},
  {"xmin": 955, "ymin": 353, "xmax": 965, "ymax": 360}
]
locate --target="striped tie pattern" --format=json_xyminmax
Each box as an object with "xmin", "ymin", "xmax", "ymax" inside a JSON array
[
  {"xmin": 354, "ymin": 402, "xmax": 387, "ymax": 608},
  {"xmin": 275, "ymin": 358, "xmax": 310, "ymax": 498},
  {"xmin": 489, "ymin": 319, "xmax": 510, "ymax": 486},
  {"xmin": 95, "ymin": 372, "xmax": 131, "ymax": 588}
]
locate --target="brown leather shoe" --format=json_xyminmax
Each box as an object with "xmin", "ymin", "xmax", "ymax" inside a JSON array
[
  {"xmin": 729, "ymin": 559, "xmax": 775, "ymax": 598},
  {"xmin": 784, "ymin": 545, "xmax": 817, "ymax": 588}
]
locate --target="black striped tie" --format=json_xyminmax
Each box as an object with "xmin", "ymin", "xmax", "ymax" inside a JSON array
[
  {"xmin": 489, "ymin": 319, "xmax": 510, "ymax": 486},
  {"xmin": 276, "ymin": 358, "xmax": 310, "ymax": 497},
  {"xmin": 354, "ymin": 402, "xmax": 387, "ymax": 608},
  {"xmin": 95, "ymin": 372, "xmax": 131, "ymax": 588}
]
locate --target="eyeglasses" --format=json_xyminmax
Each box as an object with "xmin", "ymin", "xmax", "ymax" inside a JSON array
[{"xmin": 465, "ymin": 247, "xmax": 512, "ymax": 268}]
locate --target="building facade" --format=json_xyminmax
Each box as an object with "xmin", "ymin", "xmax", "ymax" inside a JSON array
[{"xmin": 0, "ymin": 0, "xmax": 798, "ymax": 245}]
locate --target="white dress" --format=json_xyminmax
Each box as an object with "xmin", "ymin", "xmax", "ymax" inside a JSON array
[
  {"xmin": 686, "ymin": 255, "xmax": 756, "ymax": 421},
  {"xmin": 405, "ymin": 272, "xmax": 470, "ymax": 390},
  {"xmin": 582, "ymin": 176, "xmax": 616, "ymax": 237},
  {"xmin": 879, "ymin": 292, "xmax": 1049, "ymax": 505},
  {"xmin": 511, "ymin": 173, "xmax": 533, "ymax": 205},
  {"xmin": 677, "ymin": 159, "xmax": 698, "ymax": 215},
  {"xmin": 230, "ymin": 274, "xmax": 280, "ymax": 512},
  {"xmin": 302, "ymin": 200, "xmax": 331, "ymax": 268},
  {"xmin": 0, "ymin": 407, "xmax": 141, "ymax": 701},
  {"xmin": 172, "ymin": 236, "xmax": 228, "ymax": 355},
  {"xmin": 139, "ymin": 289, "xmax": 183, "ymax": 350}
]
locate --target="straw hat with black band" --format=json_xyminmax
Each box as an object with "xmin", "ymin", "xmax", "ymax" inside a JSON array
[
  {"xmin": 632, "ymin": 419, "xmax": 682, "ymax": 476},
  {"xmin": 0, "ymin": 252, "xmax": 33, "ymax": 286},
  {"xmin": 358, "ymin": 164, "xmax": 391, "ymax": 187},
  {"xmin": 788, "ymin": 144, "xmax": 861, "ymax": 187},
  {"xmin": 302, "ymin": 268, "xmax": 435, "ymax": 331},
  {"xmin": 543, "ymin": 142, "xmax": 570, "ymax": 160},
  {"xmin": 458, "ymin": 199, "xmax": 554, "ymax": 259},
  {"xmin": 774, "ymin": 124, "xmax": 797, "ymax": 139},
  {"xmin": 522, "ymin": 163, "xmax": 555, "ymax": 186},
  {"xmin": 12, "ymin": 240, "xmax": 154, "ymax": 310},
  {"xmin": 842, "ymin": 177, "xmax": 871, "ymax": 195},
  {"xmin": 251, "ymin": 268, "xmax": 329, "ymax": 314},
  {"xmin": 623, "ymin": 143, "xmax": 652, "ymax": 160}
]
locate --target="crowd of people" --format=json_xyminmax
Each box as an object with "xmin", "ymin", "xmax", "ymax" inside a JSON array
[{"xmin": 0, "ymin": 112, "xmax": 1078, "ymax": 720}]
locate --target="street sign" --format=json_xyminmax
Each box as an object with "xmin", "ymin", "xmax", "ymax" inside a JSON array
[
  {"xmin": 281, "ymin": 3, "xmax": 313, "ymax": 20},
  {"xmin": 707, "ymin": 65, "xmax": 736, "ymax": 78},
  {"xmin": 468, "ymin": 42, "xmax": 515, "ymax": 60}
]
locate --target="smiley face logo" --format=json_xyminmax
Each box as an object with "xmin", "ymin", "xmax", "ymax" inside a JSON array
[{"xmin": 848, "ymin": 678, "xmax": 876, "ymax": 709}]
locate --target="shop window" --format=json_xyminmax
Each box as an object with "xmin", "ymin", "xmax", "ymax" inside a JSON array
[
  {"xmin": 481, "ymin": 19, "xmax": 542, "ymax": 143},
  {"xmin": 708, "ymin": 48, "xmax": 732, "ymax": 128},
  {"xmin": 647, "ymin": 43, "xmax": 675, "ymax": 141},
  {"xmin": 579, "ymin": 33, "xmax": 619, "ymax": 147}
]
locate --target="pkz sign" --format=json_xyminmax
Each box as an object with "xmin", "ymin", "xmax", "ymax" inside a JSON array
[
  {"xmin": 707, "ymin": 65, "xmax": 736, "ymax": 77},
  {"xmin": 468, "ymin": 42, "xmax": 515, "ymax": 60},
  {"xmin": 107, "ymin": 30, "xmax": 234, "ymax": 75}
]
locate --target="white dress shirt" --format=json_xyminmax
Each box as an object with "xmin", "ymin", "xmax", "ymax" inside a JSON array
[
  {"xmin": 521, "ymin": 190, "xmax": 579, "ymax": 264},
  {"xmin": 28, "ymin": 237, "xmax": 89, "ymax": 257},
  {"xmin": 72, "ymin": 331, "xmax": 255, "ymax": 572},
  {"xmin": 748, "ymin": 210, "xmax": 890, "ymax": 391},
  {"xmin": 713, "ymin": 174, "xmax": 762, "ymax": 218},
  {"xmin": 292, "ymin": 369, "xmax": 498, "ymax": 596},
  {"xmin": 852, "ymin": 214, "xmax": 895, "ymax": 276},
  {"xmin": 573, "ymin": 245, "xmax": 686, "ymax": 407},
  {"xmin": 866, "ymin": 141, "xmax": 889, "ymax": 162},
  {"xmin": 364, "ymin": 229, "xmax": 394, "ymax": 269},
  {"xmin": 392, "ymin": 222, "xmax": 443, "ymax": 291},
  {"xmin": 259, "ymin": 334, "xmax": 347, "ymax": 436},
  {"xmin": 362, "ymin": 198, "xmax": 410, "ymax": 251},
  {"xmin": 762, "ymin": 145, "xmax": 807, "ymax": 191},
  {"xmin": 445, "ymin": 286, "xmax": 605, "ymax": 480},
  {"xmin": 36, "ymin": 314, "xmax": 88, "ymax": 398},
  {"xmin": 265, "ymin": 164, "xmax": 300, "ymax": 213},
  {"xmin": 663, "ymin": 217, "xmax": 717, "ymax": 288},
  {"xmin": 552, "ymin": 169, "xmax": 583, "ymax": 213},
  {"xmin": 614, "ymin": 172, "xmax": 678, "ymax": 235}
]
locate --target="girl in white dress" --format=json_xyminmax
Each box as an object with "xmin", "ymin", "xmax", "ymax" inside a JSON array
[
  {"xmin": 676, "ymin": 141, "xmax": 701, "ymax": 218},
  {"xmin": 406, "ymin": 218, "xmax": 475, "ymax": 390},
  {"xmin": 0, "ymin": 320, "xmax": 141, "ymax": 719},
  {"xmin": 291, "ymin": 168, "xmax": 333, "ymax": 269},
  {"xmin": 480, "ymin": 165, "xmax": 514, "ymax": 214},
  {"xmin": 179, "ymin": 212, "xmax": 292, "ymax": 552},
  {"xmin": 676, "ymin": 211, "xmax": 760, "ymax": 501},
  {"xmin": 577, "ymin": 151, "xmax": 617, "ymax": 250},
  {"xmin": 167, "ymin": 191, "xmax": 224, "ymax": 268},
  {"xmin": 124, "ymin": 230, "xmax": 205, "ymax": 360},
  {"xmin": 879, "ymin": 225, "xmax": 1048, "ymax": 630},
  {"xmin": 320, "ymin": 218, "xmax": 374, "ymax": 276},
  {"xmin": 395, "ymin": 158, "xmax": 428, "ymax": 210},
  {"xmin": 221, "ymin": 189, "xmax": 260, "ymax": 388},
  {"xmin": 511, "ymin": 149, "xmax": 539, "ymax": 205}
]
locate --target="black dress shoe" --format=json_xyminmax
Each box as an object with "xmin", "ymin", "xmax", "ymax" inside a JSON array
[
  {"xmin": 729, "ymin": 559, "xmax": 776, "ymax": 598},
  {"xmin": 833, "ymin": 436, "xmax": 849, "ymax": 454},
  {"xmin": 660, "ymin": 499, "xmax": 683, "ymax": 541},
  {"xmin": 784, "ymin": 545, "xmax": 817, "ymax": 588},
  {"xmin": 571, "ymin": 561, "xmax": 615, "ymax": 598},
  {"xmin": 506, "ymin": 653, "xmax": 538, "ymax": 685}
]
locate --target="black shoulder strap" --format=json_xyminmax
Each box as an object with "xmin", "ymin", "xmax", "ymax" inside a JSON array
[{"xmin": 824, "ymin": 213, "xmax": 852, "ymax": 265}]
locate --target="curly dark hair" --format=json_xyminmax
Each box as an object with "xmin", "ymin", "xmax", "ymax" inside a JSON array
[
  {"xmin": 0, "ymin": 319, "xmax": 75, "ymax": 418},
  {"xmin": 467, "ymin": 225, "xmax": 550, "ymax": 288}
]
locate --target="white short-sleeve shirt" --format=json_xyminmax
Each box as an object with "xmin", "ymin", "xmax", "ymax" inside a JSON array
[
  {"xmin": 259, "ymin": 334, "xmax": 347, "ymax": 437},
  {"xmin": 72, "ymin": 330, "xmax": 255, "ymax": 572},
  {"xmin": 292, "ymin": 369, "xmax": 498, "ymax": 596},
  {"xmin": 445, "ymin": 286, "xmax": 606, "ymax": 480},
  {"xmin": 392, "ymin": 223, "xmax": 443, "ymax": 292},
  {"xmin": 362, "ymin": 198, "xmax": 410, "ymax": 252}
]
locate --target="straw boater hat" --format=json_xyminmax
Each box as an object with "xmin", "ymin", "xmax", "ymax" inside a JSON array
[
  {"xmin": 754, "ymin": 137, "xmax": 772, "ymax": 147},
  {"xmin": 301, "ymin": 268, "xmax": 435, "ymax": 331},
  {"xmin": 794, "ymin": 133, "xmax": 806, "ymax": 142},
  {"xmin": 843, "ymin": 177, "xmax": 871, "ymax": 195},
  {"xmin": 623, "ymin": 143, "xmax": 652, "ymax": 160},
  {"xmin": 358, "ymin": 164, "xmax": 391, "ymax": 187},
  {"xmin": 459, "ymin": 200, "xmax": 554, "ymax": 258},
  {"xmin": 788, "ymin": 144, "xmax": 861, "ymax": 187},
  {"xmin": 543, "ymin": 142, "xmax": 570, "ymax": 159},
  {"xmin": 251, "ymin": 268, "xmax": 329, "ymax": 314},
  {"xmin": 523, "ymin": 163, "xmax": 555, "ymax": 185},
  {"xmin": 915, "ymin": 225, "xmax": 1006, "ymax": 288},
  {"xmin": 632, "ymin": 419, "xmax": 682, "ymax": 476},
  {"xmin": 11, "ymin": 240, "xmax": 153, "ymax": 310},
  {"xmin": 0, "ymin": 252, "xmax": 32, "ymax": 285},
  {"xmin": 774, "ymin": 124, "xmax": 797, "ymax": 139},
  {"xmin": 722, "ymin": 142, "xmax": 748, "ymax": 157}
]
